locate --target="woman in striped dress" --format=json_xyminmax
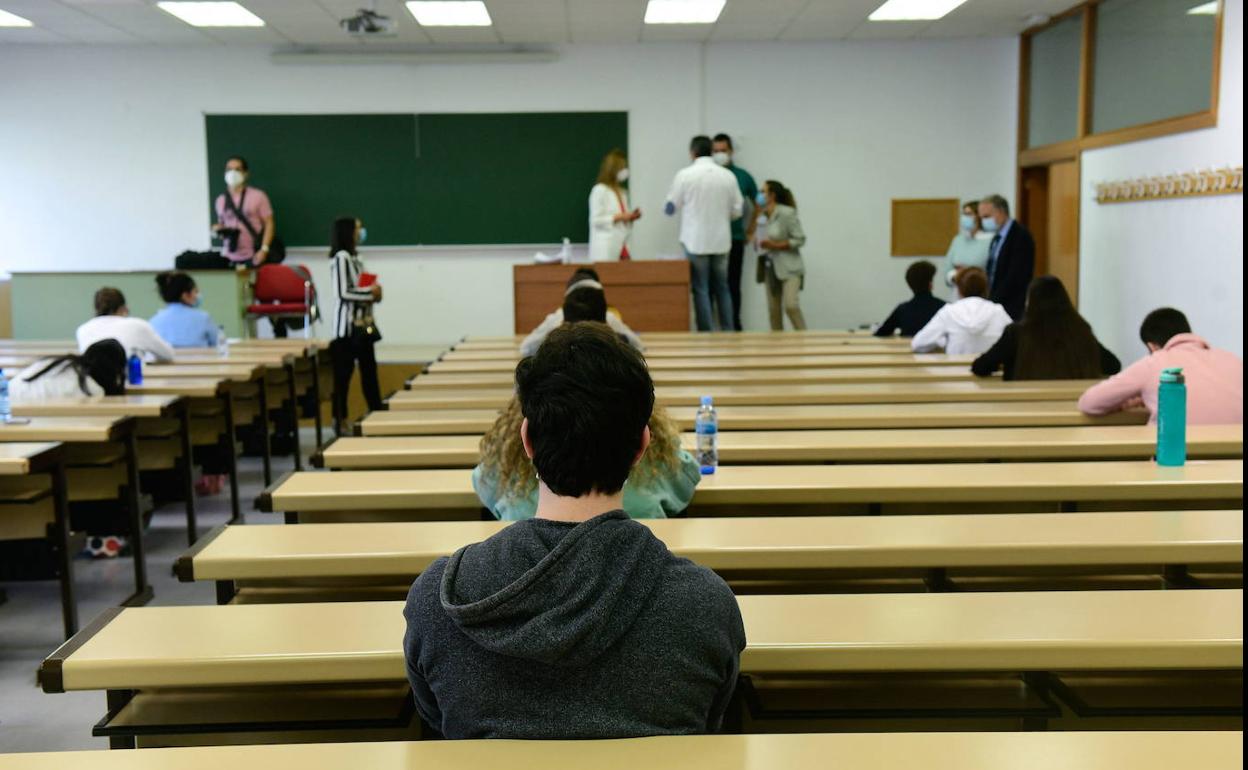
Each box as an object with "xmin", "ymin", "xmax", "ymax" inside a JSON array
[{"xmin": 328, "ymin": 216, "xmax": 383, "ymax": 435}]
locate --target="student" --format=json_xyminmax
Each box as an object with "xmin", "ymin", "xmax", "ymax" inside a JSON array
[
  {"xmin": 911, "ymin": 268, "xmax": 1011, "ymax": 355},
  {"xmin": 972, "ymin": 276, "xmax": 1120, "ymax": 380},
  {"xmin": 757, "ymin": 180, "xmax": 808, "ymax": 331},
  {"xmin": 518, "ymin": 268, "xmax": 643, "ymax": 356},
  {"xmin": 328, "ymin": 216, "xmax": 383, "ymax": 435},
  {"xmin": 149, "ymin": 271, "xmax": 222, "ymax": 348},
  {"xmin": 875, "ymin": 260, "xmax": 946, "ymax": 338},
  {"xmin": 588, "ymin": 149, "xmax": 640, "ymax": 262},
  {"xmin": 10, "ymin": 339, "xmax": 127, "ymax": 399},
  {"xmin": 473, "ymin": 393, "xmax": 699, "ymax": 521},
  {"xmin": 404, "ymin": 322, "xmax": 745, "ymax": 739},
  {"xmin": 712, "ymin": 133, "xmax": 759, "ymax": 331},
  {"xmin": 76, "ymin": 287, "xmax": 175, "ymax": 362},
  {"xmin": 1078, "ymin": 308, "xmax": 1242, "ymax": 424},
  {"xmin": 944, "ymin": 200, "xmax": 992, "ymax": 291},
  {"xmin": 665, "ymin": 135, "xmax": 744, "ymax": 332}
]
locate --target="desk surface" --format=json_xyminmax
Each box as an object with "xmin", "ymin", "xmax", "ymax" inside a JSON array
[
  {"xmin": 170, "ymin": 353, "xmax": 294, "ymax": 366},
  {"xmin": 181, "ymin": 509, "xmax": 1244, "ymax": 581},
  {"xmin": 429, "ymin": 353, "xmax": 975, "ymax": 373},
  {"xmin": 44, "ymin": 589, "xmax": 1243, "ymax": 692},
  {"xmin": 146, "ymin": 363, "xmax": 264, "ymax": 381},
  {"xmin": 0, "ymin": 442, "xmax": 62, "ymax": 475},
  {"xmin": 321, "ymin": 425, "xmax": 1244, "ymax": 468},
  {"xmin": 131, "ymin": 378, "xmax": 226, "ymax": 398},
  {"xmin": 411, "ymin": 365, "xmax": 977, "ymax": 389},
  {"xmin": 12, "ymin": 395, "xmax": 180, "ymax": 419},
  {"xmin": 443, "ymin": 344, "xmax": 922, "ymax": 361},
  {"xmin": 389, "ymin": 380, "xmax": 1097, "ymax": 410},
  {"xmin": 0, "ymin": 415, "xmax": 129, "ymax": 443},
  {"xmin": 2, "ymin": 732, "xmax": 1241, "ymax": 770},
  {"xmin": 361, "ymin": 401, "xmax": 1147, "ymax": 436},
  {"xmin": 265, "ymin": 460, "xmax": 1243, "ymax": 512},
  {"xmin": 459, "ymin": 330, "xmax": 889, "ymax": 345}
]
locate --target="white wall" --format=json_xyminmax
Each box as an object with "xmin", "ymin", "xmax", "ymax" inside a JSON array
[
  {"xmin": 1079, "ymin": 0, "xmax": 1244, "ymax": 362},
  {"xmin": 0, "ymin": 39, "xmax": 1017, "ymax": 344}
]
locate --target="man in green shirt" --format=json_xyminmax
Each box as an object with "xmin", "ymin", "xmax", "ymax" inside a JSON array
[{"xmin": 713, "ymin": 133, "xmax": 758, "ymax": 332}]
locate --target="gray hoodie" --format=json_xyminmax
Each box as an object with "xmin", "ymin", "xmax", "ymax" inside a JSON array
[{"xmin": 403, "ymin": 510, "xmax": 745, "ymax": 739}]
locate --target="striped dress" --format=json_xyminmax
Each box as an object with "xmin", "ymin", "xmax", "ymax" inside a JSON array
[{"xmin": 329, "ymin": 249, "xmax": 374, "ymax": 339}]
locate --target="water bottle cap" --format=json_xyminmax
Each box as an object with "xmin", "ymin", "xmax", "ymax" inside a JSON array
[
  {"xmin": 1160, "ymin": 367, "xmax": 1185, "ymax": 383},
  {"xmin": 700, "ymin": 395, "xmax": 713, "ymax": 407}
]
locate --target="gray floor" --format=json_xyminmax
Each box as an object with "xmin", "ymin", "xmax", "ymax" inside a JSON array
[{"xmin": 0, "ymin": 441, "xmax": 295, "ymax": 754}]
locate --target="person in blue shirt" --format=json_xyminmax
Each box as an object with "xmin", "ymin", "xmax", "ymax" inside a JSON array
[{"xmin": 150, "ymin": 271, "xmax": 222, "ymax": 348}]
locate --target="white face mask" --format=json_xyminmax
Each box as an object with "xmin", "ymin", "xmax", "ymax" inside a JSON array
[
  {"xmin": 224, "ymin": 169, "xmax": 246, "ymax": 189},
  {"xmin": 712, "ymin": 151, "xmax": 730, "ymax": 167},
  {"xmin": 616, "ymin": 168, "xmax": 630, "ymax": 184}
]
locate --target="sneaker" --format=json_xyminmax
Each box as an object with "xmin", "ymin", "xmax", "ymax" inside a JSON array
[{"xmin": 83, "ymin": 535, "xmax": 128, "ymax": 559}]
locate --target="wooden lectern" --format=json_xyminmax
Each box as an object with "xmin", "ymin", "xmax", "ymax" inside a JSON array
[{"xmin": 513, "ymin": 262, "xmax": 691, "ymax": 334}]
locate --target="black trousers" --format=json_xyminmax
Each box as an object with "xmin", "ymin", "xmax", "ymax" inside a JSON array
[
  {"xmin": 329, "ymin": 335, "xmax": 383, "ymax": 421},
  {"xmin": 727, "ymin": 239, "xmax": 746, "ymax": 331}
]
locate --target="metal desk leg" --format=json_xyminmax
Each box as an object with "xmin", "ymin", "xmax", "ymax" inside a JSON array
[
  {"xmin": 222, "ymin": 390, "xmax": 241, "ymax": 523},
  {"xmin": 179, "ymin": 403, "xmax": 198, "ymax": 545},
  {"xmin": 287, "ymin": 362, "xmax": 303, "ymax": 471},
  {"xmin": 51, "ymin": 460, "xmax": 78, "ymax": 639},
  {"xmin": 122, "ymin": 430, "xmax": 152, "ymax": 607},
  {"xmin": 257, "ymin": 376, "xmax": 272, "ymax": 487},
  {"xmin": 310, "ymin": 351, "xmax": 324, "ymax": 449}
]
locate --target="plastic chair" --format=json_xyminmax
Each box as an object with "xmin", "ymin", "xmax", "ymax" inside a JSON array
[{"xmin": 245, "ymin": 264, "xmax": 318, "ymax": 338}]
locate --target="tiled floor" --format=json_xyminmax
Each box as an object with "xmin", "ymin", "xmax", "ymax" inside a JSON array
[{"xmin": 0, "ymin": 444, "xmax": 293, "ymax": 754}]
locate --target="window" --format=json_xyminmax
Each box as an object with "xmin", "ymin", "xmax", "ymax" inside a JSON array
[{"xmin": 1027, "ymin": 13, "xmax": 1084, "ymax": 148}]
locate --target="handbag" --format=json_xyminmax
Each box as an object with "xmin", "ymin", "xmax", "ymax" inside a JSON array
[
  {"xmin": 351, "ymin": 316, "xmax": 382, "ymax": 345},
  {"xmin": 756, "ymin": 254, "xmax": 771, "ymax": 284},
  {"xmin": 222, "ymin": 187, "xmax": 286, "ymax": 263}
]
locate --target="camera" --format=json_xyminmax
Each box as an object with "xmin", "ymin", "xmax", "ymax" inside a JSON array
[{"xmin": 218, "ymin": 227, "xmax": 240, "ymax": 251}]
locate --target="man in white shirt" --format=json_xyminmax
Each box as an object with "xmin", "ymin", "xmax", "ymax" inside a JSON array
[
  {"xmin": 665, "ymin": 135, "xmax": 744, "ymax": 331},
  {"xmin": 76, "ymin": 287, "xmax": 176, "ymax": 362}
]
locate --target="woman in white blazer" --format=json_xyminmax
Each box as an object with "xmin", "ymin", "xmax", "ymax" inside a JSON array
[{"xmin": 588, "ymin": 149, "xmax": 641, "ymax": 262}]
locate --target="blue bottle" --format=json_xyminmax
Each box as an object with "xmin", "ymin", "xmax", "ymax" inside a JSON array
[
  {"xmin": 695, "ymin": 395, "xmax": 718, "ymax": 475},
  {"xmin": 0, "ymin": 370, "xmax": 10, "ymax": 422},
  {"xmin": 127, "ymin": 354, "xmax": 143, "ymax": 386},
  {"xmin": 1156, "ymin": 367, "xmax": 1187, "ymax": 467}
]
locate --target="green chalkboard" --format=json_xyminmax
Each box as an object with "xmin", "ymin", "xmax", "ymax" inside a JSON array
[{"xmin": 205, "ymin": 112, "xmax": 628, "ymax": 247}]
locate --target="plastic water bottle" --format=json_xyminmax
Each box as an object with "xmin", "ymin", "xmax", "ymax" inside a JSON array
[
  {"xmin": 695, "ymin": 395, "xmax": 718, "ymax": 475},
  {"xmin": 0, "ymin": 370, "xmax": 10, "ymax": 423},
  {"xmin": 1156, "ymin": 367, "xmax": 1187, "ymax": 467},
  {"xmin": 217, "ymin": 326, "xmax": 229, "ymax": 358},
  {"xmin": 127, "ymin": 354, "xmax": 143, "ymax": 386}
]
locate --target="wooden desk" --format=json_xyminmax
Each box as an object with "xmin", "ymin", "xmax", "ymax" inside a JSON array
[
  {"xmin": 388, "ymin": 380, "xmax": 1096, "ymax": 410},
  {"xmin": 443, "ymin": 344, "xmax": 927, "ymax": 361},
  {"xmin": 176, "ymin": 510, "xmax": 1243, "ymax": 591},
  {"xmin": 410, "ymin": 365, "xmax": 977, "ymax": 389},
  {"xmin": 458, "ymin": 330, "xmax": 891, "ymax": 346},
  {"xmin": 514, "ymin": 262, "xmax": 690, "ymax": 333},
  {"xmin": 428, "ymin": 353, "xmax": 974, "ymax": 373},
  {"xmin": 315, "ymin": 425, "xmax": 1244, "ymax": 470},
  {"xmin": 259, "ymin": 460, "xmax": 1243, "ymax": 519},
  {"xmin": 360, "ymin": 401, "xmax": 1147, "ymax": 436},
  {"xmin": 3, "ymin": 731, "xmax": 1241, "ymax": 770},
  {"xmin": 452, "ymin": 334, "xmax": 914, "ymax": 352}
]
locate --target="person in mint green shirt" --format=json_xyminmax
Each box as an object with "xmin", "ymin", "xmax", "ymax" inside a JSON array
[
  {"xmin": 713, "ymin": 133, "xmax": 758, "ymax": 332},
  {"xmin": 944, "ymin": 199, "xmax": 993, "ymax": 295},
  {"xmin": 473, "ymin": 396, "xmax": 700, "ymax": 520}
]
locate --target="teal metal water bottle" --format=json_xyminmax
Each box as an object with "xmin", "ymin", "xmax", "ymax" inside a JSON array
[{"xmin": 1156, "ymin": 367, "xmax": 1187, "ymax": 467}]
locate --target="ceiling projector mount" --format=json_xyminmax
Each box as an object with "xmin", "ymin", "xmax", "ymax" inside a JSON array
[{"xmin": 340, "ymin": 3, "xmax": 397, "ymax": 37}]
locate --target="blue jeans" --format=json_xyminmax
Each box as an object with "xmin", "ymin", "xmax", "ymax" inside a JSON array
[{"xmin": 687, "ymin": 251, "xmax": 733, "ymax": 331}]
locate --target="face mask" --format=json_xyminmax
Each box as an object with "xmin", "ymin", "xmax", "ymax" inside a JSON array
[
  {"xmin": 616, "ymin": 168, "xmax": 630, "ymax": 184},
  {"xmin": 755, "ymin": 191, "xmax": 767, "ymax": 207},
  {"xmin": 980, "ymin": 217, "xmax": 999, "ymax": 233},
  {"xmin": 712, "ymin": 151, "xmax": 730, "ymax": 167},
  {"xmin": 224, "ymin": 169, "xmax": 245, "ymax": 188},
  {"xmin": 358, "ymin": 227, "xmax": 368, "ymax": 245},
  {"xmin": 191, "ymin": 295, "xmax": 203, "ymax": 308},
  {"xmin": 959, "ymin": 214, "xmax": 976, "ymax": 232}
]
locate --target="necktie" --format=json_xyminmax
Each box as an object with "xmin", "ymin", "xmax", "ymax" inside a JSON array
[{"xmin": 987, "ymin": 234, "xmax": 1001, "ymax": 285}]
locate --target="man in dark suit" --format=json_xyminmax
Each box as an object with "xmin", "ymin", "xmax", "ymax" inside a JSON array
[{"xmin": 978, "ymin": 194, "xmax": 1034, "ymax": 321}]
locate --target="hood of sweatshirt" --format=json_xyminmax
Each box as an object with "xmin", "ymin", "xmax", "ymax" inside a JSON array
[
  {"xmin": 945, "ymin": 296, "xmax": 1006, "ymax": 334},
  {"xmin": 438, "ymin": 510, "xmax": 668, "ymax": 667}
]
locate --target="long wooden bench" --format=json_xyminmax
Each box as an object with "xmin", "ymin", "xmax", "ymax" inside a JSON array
[
  {"xmin": 427, "ymin": 353, "xmax": 975, "ymax": 374},
  {"xmin": 359, "ymin": 401, "xmax": 1147, "ymax": 436},
  {"xmin": 0, "ymin": 731, "xmax": 1241, "ymax": 769},
  {"xmin": 410, "ymin": 365, "xmax": 978, "ymax": 388},
  {"xmin": 258, "ymin": 460, "xmax": 1243, "ymax": 521},
  {"xmin": 440, "ymin": 343, "xmax": 927, "ymax": 361},
  {"xmin": 175, "ymin": 510, "xmax": 1244, "ymax": 601}
]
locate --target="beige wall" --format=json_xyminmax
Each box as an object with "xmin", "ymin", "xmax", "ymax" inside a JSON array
[{"xmin": 0, "ymin": 279, "xmax": 12, "ymax": 338}]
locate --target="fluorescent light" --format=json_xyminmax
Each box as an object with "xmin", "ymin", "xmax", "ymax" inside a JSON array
[
  {"xmin": 156, "ymin": 2, "xmax": 264, "ymax": 27},
  {"xmin": 644, "ymin": 0, "xmax": 726, "ymax": 25},
  {"xmin": 1187, "ymin": 1, "xmax": 1218, "ymax": 14},
  {"xmin": 406, "ymin": 1, "xmax": 492, "ymax": 27},
  {"xmin": 0, "ymin": 8, "xmax": 33, "ymax": 27},
  {"xmin": 868, "ymin": 0, "xmax": 969, "ymax": 21}
]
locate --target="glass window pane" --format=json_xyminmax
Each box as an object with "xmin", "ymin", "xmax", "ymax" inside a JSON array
[
  {"xmin": 1092, "ymin": 0, "xmax": 1217, "ymax": 134},
  {"xmin": 1027, "ymin": 14, "xmax": 1084, "ymax": 148}
]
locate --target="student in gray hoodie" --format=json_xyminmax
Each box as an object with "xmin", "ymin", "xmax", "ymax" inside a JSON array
[{"xmin": 403, "ymin": 321, "xmax": 746, "ymax": 740}]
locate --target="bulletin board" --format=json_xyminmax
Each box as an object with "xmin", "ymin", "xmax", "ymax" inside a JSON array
[{"xmin": 890, "ymin": 198, "xmax": 960, "ymax": 257}]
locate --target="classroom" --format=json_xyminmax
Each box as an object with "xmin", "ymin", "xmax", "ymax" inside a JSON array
[{"xmin": 0, "ymin": 0, "xmax": 1243, "ymax": 766}]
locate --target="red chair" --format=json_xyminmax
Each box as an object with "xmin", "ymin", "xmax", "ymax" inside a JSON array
[{"xmin": 245, "ymin": 264, "xmax": 318, "ymax": 338}]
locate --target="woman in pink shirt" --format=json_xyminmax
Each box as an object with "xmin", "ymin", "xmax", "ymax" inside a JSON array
[
  {"xmin": 213, "ymin": 155, "xmax": 275, "ymax": 266},
  {"xmin": 1078, "ymin": 308, "xmax": 1243, "ymax": 424}
]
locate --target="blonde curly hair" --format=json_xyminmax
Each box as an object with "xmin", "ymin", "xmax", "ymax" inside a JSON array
[{"xmin": 478, "ymin": 395, "xmax": 683, "ymax": 500}]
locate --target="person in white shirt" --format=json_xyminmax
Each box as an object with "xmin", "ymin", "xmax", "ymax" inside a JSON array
[
  {"xmin": 520, "ymin": 269, "xmax": 644, "ymax": 357},
  {"xmin": 665, "ymin": 135, "xmax": 744, "ymax": 332},
  {"xmin": 588, "ymin": 149, "xmax": 640, "ymax": 262},
  {"xmin": 911, "ymin": 267, "xmax": 1011, "ymax": 356},
  {"xmin": 75, "ymin": 287, "xmax": 175, "ymax": 362}
]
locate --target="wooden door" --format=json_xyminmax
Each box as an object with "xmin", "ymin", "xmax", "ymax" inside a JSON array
[{"xmin": 1046, "ymin": 160, "xmax": 1080, "ymax": 305}]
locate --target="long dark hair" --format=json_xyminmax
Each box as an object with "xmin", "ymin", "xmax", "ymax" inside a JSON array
[
  {"xmin": 765, "ymin": 180, "xmax": 796, "ymax": 208},
  {"xmin": 1014, "ymin": 276, "xmax": 1103, "ymax": 380},
  {"xmin": 328, "ymin": 217, "xmax": 358, "ymax": 258}
]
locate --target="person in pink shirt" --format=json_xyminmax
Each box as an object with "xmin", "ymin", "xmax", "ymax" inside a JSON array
[
  {"xmin": 1078, "ymin": 308, "xmax": 1243, "ymax": 424},
  {"xmin": 213, "ymin": 155, "xmax": 275, "ymax": 266}
]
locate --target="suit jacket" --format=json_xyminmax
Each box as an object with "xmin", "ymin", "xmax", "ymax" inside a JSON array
[{"xmin": 989, "ymin": 221, "xmax": 1035, "ymax": 321}]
